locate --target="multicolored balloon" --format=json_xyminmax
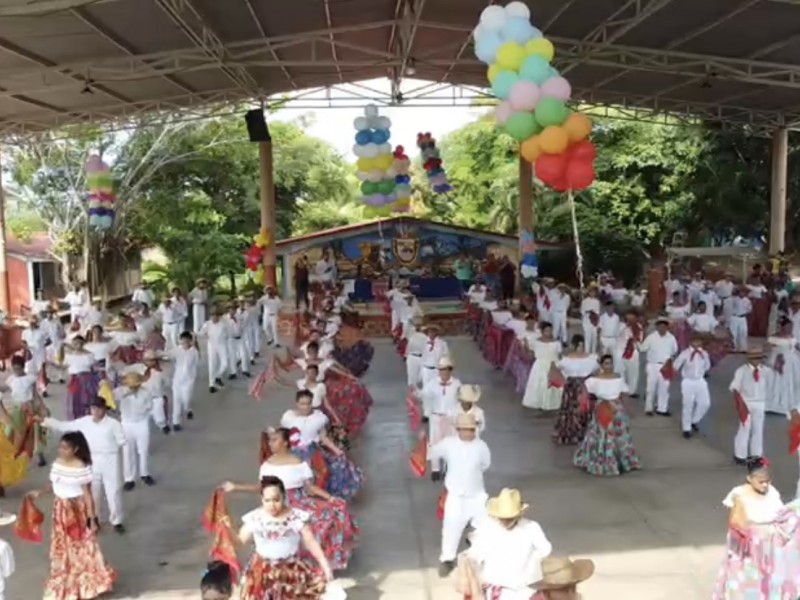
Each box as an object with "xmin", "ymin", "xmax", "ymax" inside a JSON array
[
  {"xmin": 353, "ymin": 104, "xmax": 397, "ymax": 208},
  {"xmin": 416, "ymin": 133, "xmax": 452, "ymax": 194},
  {"xmin": 86, "ymin": 155, "xmax": 115, "ymax": 230},
  {"xmin": 474, "ymin": 2, "xmax": 596, "ymax": 192}
]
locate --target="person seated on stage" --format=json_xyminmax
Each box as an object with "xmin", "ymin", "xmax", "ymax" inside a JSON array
[{"xmin": 467, "ymin": 279, "xmax": 488, "ymax": 304}]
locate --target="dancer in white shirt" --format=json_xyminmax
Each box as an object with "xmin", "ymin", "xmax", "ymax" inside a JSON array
[
  {"xmin": 170, "ymin": 332, "xmax": 199, "ymax": 429},
  {"xmin": 189, "ymin": 279, "xmax": 209, "ymax": 335},
  {"xmin": 521, "ymin": 322, "xmax": 563, "ymax": 411},
  {"xmin": 767, "ymin": 317, "xmax": 800, "ymax": 416},
  {"xmin": 580, "ymin": 286, "xmax": 601, "ymax": 354},
  {"xmin": 630, "ymin": 284, "xmax": 647, "ymax": 310},
  {"xmin": 450, "ymin": 384, "xmax": 486, "ymax": 436},
  {"xmin": 170, "ymin": 287, "xmax": 188, "ymax": 333},
  {"xmin": 615, "ymin": 311, "xmax": 643, "ymax": 396},
  {"xmin": 639, "ymin": 318, "xmax": 678, "ymax": 416},
  {"xmin": 730, "ymin": 347, "xmax": 771, "ymax": 464},
  {"xmin": 132, "ymin": 282, "xmax": 155, "ymax": 310},
  {"xmin": 142, "ymin": 351, "xmax": 171, "ymax": 434},
  {"xmin": 405, "ymin": 317, "xmax": 427, "ymax": 388},
  {"xmin": 597, "ymin": 301, "xmax": 620, "ymax": 355},
  {"xmin": 158, "ymin": 297, "xmax": 181, "ymax": 351},
  {"xmin": 687, "ymin": 301, "xmax": 718, "ymax": 333},
  {"xmin": 715, "ymin": 274, "xmax": 735, "ymax": 321},
  {"xmin": 420, "ymin": 356, "xmax": 461, "ymax": 479},
  {"xmin": 673, "ymin": 335, "xmax": 711, "ymax": 438},
  {"xmin": 420, "ymin": 324, "xmax": 450, "ymax": 388},
  {"xmin": 21, "ymin": 315, "xmax": 49, "ymax": 395},
  {"xmin": 260, "ymin": 287, "xmax": 282, "ymax": 347},
  {"xmin": 42, "ymin": 309, "xmax": 66, "ymax": 384},
  {"xmin": 61, "ymin": 285, "xmax": 85, "ymax": 324},
  {"xmin": 224, "ymin": 303, "xmax": 250, "ymax": 379},
  {"xmin": 430, "ymin": 412, "xmax": 490, "ymax": 577},
  {"xmin": 40, "ymin": 397, "xmax": 127, "ymax": 533},
  {"xmin": 114, "ymin": 372, "xmax": 156, "ymax": 491},
  {"xmin": 549, "ymin": 284, "xmax": 570, "ymax": 344},
  {"xmin": 467, "ymin": 488, "xmax": 554, "ymax": 599},
  {"xmin": 199, "ymin": 309, "xmax": 229, "ymax": 392},
  {"xmin": 467, "ymin": 280, "xmax": 487, "ymax": 304},
  {"xmin": 729, "ymin": 287, "xmax": 752, "ymax": 352},
  {"xmin": 0, "ymin": 355, "xmax": 48, "ymax": 467}
]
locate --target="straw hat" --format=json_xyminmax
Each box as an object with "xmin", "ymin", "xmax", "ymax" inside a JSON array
[
  {"xmin": 655, "ymin": 316, "xmax": 671, "ymax": 326},
  {"xmin": 458, "ymin": 384, "xmax": 481, "ymax": 404},
  {"xmin": 412, "ymin": 316, "xmax": 424, "ymax": 327},
  {"xmin": 454, "ymin": 412, "xmax": 478, "ymax": 430},
  {"xmin": 196, "ymin": 277, "xmax": 207, "ymax": 284},
  {"xmin": 123, "ymin": 372, "xmax": 144, "ymax": 388},
  {"xmin": 487, "ymin": 488, "xmax": 529, "ymax": 519},
  {"xmin": 746, "ymin": 346, "xmax": 765, "ymax": 359},
  {"xmin": 532, "ymin": 556, "xmax": 595, "ymax": 590},
  {"xmin": 424, "ymin": 322, "xmax": 441, "ymax": 333},
  {"xmin": 437, "ymin": 356, "xmax": 454, "ymax": 370},
  {"xmin": 0, "ymin": 512, "xmax": 16, "ymax": 527},
  {"xmin": 142, "ymin": 350, "xmax": 162, "ymax": 361}
]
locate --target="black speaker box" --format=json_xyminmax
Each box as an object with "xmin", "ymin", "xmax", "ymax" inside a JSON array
[{"xmin": 245, "ymin": 109, "xmax": 271, "ymax": 142}]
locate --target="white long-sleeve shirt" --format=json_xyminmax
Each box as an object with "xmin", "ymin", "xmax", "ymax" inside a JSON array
[
  {"xmin": 731, "ymin": 297, "xmax": 752, "ymax": 318},
  {"xmin": 730, "ymin": 363, "xmax": 771, "ymax": 403},
  {"xmin": 429, "ymin": 436, "xmax": 490, "ymax": 496},
  {"xmin": 132, "ymin": 288, "xmax": 155, "ymax": 308},
  {"xmin": 673, "ymin": 347, "xmax": 710, "ymax": 380},
  {"xmin": 640, "ymin": 331, "xmax": 678, "ymax": 364},
  {"xmin": 715, "ymin": 280, "xmax": 734, "ymax": 299},
  {"xmin": 42, "ymin": 415, "xmax": 126, "ymax": 455},
  {"xmin": 0, "ymin": 538, "xmax": 14, "ymax": 600},
  {"xmin": 598, "ymin": 313, "xmax": 620, "ymax": 339},
  {"xmin": 421, "ymin": 376, "xmax": 462, "ymax": 415},
  {"xmin": 189, "ymin": 287, "xmax": 208, "ymax": 305},
  {"xmin": 200, "ymin": 320, "xmax": 229, "ymax": 345},
  {"xmin": 421, "ymin": 337, "xmax": 449, "ymax": 369},
  {"xmin": 171, "ymin": 346, "xmax": 199, "ymax": 383},
  {"xmin": 114, "ymin": 387, "xmax": 155, "ymax": 423},
  {"xmin": 406, "ymin": 331, "xmax": 427, "ymax": 357},
  {"xmin": 550, "ymin": 291, "xmax": 570, "ymax": 313},
  {"xmin": 580, "ymin": 298, "xmax": 600, "ymax": 320}
]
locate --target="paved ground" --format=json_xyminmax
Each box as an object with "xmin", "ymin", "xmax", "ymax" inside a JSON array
[{"xmin": 6, "ymin": 330, "xmax": 798, "ymax": 599}]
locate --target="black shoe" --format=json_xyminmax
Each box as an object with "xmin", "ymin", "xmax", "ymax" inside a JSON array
[
  {"xmin": 656, "ymin": 411, "xmax": 672, "ymax": 417},
  {"xmin": 645, "ymin": 411, "xmax": 654, "ymax": 416},
  {"xmin": 113, "ymin": 524, "xmax": 126, "ymax": 534},
  {"xmin": 630, "ymin": 393, "xmax": 639, "ymax": 399},
  {"xmin": 422, "ymin": 416, "xmax": 430, "ymax": 423},
  {"xmin": 215, "ymin": 378, "xmax": 224, "ymax": 387},
  {"xmin": 123, "ymin": 481, "xmax": 135, "ymax": 492},
  {"xmin": 42, "ymin": 391, "xmax": 49, "ymax": 398},
  {"xmin": 228, "ymin": 374, "xmax": 237, "ymax": 381},
  {"xmin": 734, "ymin": 456, "xmax": 746, "ymax": 466},
  {"xmin": 162, "ymin": 426, "xmax": 171, "ymax": 435},
  {"xmin": 250, "ymin": 359, "xmax": 255, "ymax": 365},
  {"xmin": 691, "ymin": 424, "xmax": 699, "ymax": 433},
  {"xmin": 209, "ymin": 386, "xmax": 217, "ymax": 394},
  {"xmin": 37, "ymin": 454, "xmax": 47, "ymax": 467},
  {"xmin": 242, "ymin": 372, "xmax": 251, "ymax": 378},
  {"xmin": 173, "ymin": 424, "xmax": 182, "ymax": 432},
  {"xmin": 254, "ymin": 352, "xmax": 260, "ymax": 357},
  {"xmin": 431, "ymin": 471, "xmax": 442, "ymax": 482},
  {"xmin": 438, "ymin": 561, "xmax": 456, "ymax": 578},
  {"xmin": 187, "ymin": 411, "xmax": 194, "ymax": 420},
  {"xmin": 682, "ymin": 431, "xmax": 691, "ymax": 439},
  {"xmin": 142, "ymin": 475, "xmax": 156, "ymax": 486}
]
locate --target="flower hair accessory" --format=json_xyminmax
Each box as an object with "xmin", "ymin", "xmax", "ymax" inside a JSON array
[
  {"xmin": 761, "ymin": 457, "xmax": 770, "ymax": 468},
  {"xmin": 288, "ymin": 428, "xmax": 301, "ymax": 449}
]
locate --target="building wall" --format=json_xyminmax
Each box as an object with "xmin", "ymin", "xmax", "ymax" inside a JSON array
[{"xmin": 7, "ymin": 256, "xmax": 31, "ymax": 315}]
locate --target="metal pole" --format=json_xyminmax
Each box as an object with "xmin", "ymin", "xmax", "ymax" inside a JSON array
[
  {"xmin": 769, "ymin": 127, "xmax": 788, "ymax": 255},
  {"xmin": 0, "ymin": 147, "xmax": 9, "ymax": 312},
  {"xmin": 518, "ymin": 155, "xmax": 533, "ymax": 257},
  {"xmin": 259, "ymin": 140, "xmax": 277, "ymax": 288}
]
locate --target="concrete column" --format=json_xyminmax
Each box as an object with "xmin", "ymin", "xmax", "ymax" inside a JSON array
[
  {"xmin": 259, "ymin": 141, "xmax": 278, "ymax": 287},
  {"xmin": 769, "ymin": 127, "xmax": 788, "ymax": 255},
  {"xmin": 518, "ymin": 154, "xmax": 533, "ymax": 259},
  {"xmin": 0, "ymin": 147, "xmax": 9, "ymax": 312},
  {"xmin": 282, "ymin": 254, "xmax": 292, "ymax": 299}
]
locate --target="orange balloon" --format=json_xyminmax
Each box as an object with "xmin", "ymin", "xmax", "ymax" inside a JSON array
[
  {"xmin": 538, "ymin": 126, "xmax": 569, "ymax": 155},
  {"xmin": 520, "ymin": 136, "xmax": 542, "ymax": 163},
  {"xmin": 563, "ymin": 113, "xmax": 593, "ymax": 143}
]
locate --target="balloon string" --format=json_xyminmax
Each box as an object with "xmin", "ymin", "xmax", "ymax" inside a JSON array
[{"xmin": 567, "ymin": 191, "xmax": 585, "ymax": 292}]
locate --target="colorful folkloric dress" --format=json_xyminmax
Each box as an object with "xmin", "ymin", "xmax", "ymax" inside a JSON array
[
  {"xmin": 766, "ymin": 336, "xmax": 800, "ymax": 416},
  {"xmin": 3, "ymin": 373, "xmax": 46, "ymax": 460},
  {"xmin": 280, "ymin": 409, "xmax": 365, "ymax": 502},
  {"xmin": 43, "ymin": 462, "xmax": 116, "ymax": 600},
  {"xmin": 239, "ymin": 507, "xmax": 326, "ymax": 600},
  {"xmin": 573, "ymin": 375, "xmax": 642, "ymax": 476},
  {"xmin": 666, "ymin": 303, "xmax": 691, "ymax": 351},
  {"xmin": 712, "ymin": 484, "xmax": 800, "ymax": 599},
  {"xmin": 63, "ymin": 352, "xmax": 98, "ymax": 420},
  {"xmin": 319, "ymin": 363, "xmax": 373, "ymax": 440},
  {"xmin": 110, "ymin": 330, "xmax": 142, "ymax": 365},
  {"xmin": 521, "ymin": 339, "xmax": 563, "ymax": 410},
  {"xmin": 136, "ymin": 316, "xmax": 166, "ymax": 352},
  {"xmin": 332, "ymin": 324, "xmax": 374, "ymax": 378},
  {"xmin": 552, "ymin": 355, "xmax": 598, "ymax": 446},
  {"xmin": 259, "ymin": 461, "xmax": 358, "ymax": 570}
]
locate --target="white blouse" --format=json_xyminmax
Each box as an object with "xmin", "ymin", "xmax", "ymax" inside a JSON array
[
  {"xmin": 557, "ymin": 355, "xmax": 598, "ymax": 378},
  {"xmin": 722, "ymin": 485, "xmax": 783, "ymax": 525},
  {"xmin": 111, "ymin": 331, "xmax": 140, "ymax": 346},
  {"xmin": 532, "ymin": 340, "xmax": 561, "ymax": 362},
  {"xmin": 84, "ymin": 340, "xmax": 118, "ymax": 363},
  {"xmin": 280, "ymin": 410, "xmax": 329, "ymax": 448},
  {"xmin": 50, "ymin": 462, "xmax": 93, "ymax": 499},
  {"xmin": 585, "ymin": 376, "xmax": 629, "ymax": 401},
  {"xmin": 3, "ymin": 374, "xmax": 36, "ymax": 406},
  {"xmin": 296, "ymin": 380, "xmax": 326, "ymax": 408},
  {"xmin": 63, "ymin": 352, "xmax": 96, "ymax": 375},
  {"xmin": 242, "ymin": 507, "xmax": 310, "ymax": 560},
  {"xmin": 258, "ymin": 461, "xmax": 313, "ymax": 490}
]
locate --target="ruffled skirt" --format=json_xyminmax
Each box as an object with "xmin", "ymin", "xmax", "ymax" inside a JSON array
[
  {"xmin": 240, "ymin": 554, "xmax": 325, "ymax": 600},
  {"xmin": 67, "ymin": 372, "xmax": 98, "ymax": 420},
  {"xmin": 573, "ymin": 400, "xmax": 642, "ymax": 476},
  {"xmin": 552, "ymin": 378, "xmax": 592, "ymax": 446},
  {"xmin": 332, "ymin": 341, "xmax": 374, "ymax": 378},
  {"xmin": 325, "ymin": 373, "xmax": 373, "ymax": 439},
  {"xmin": 293, "ymin": 443, "xmax": 364, "ymax": 502}
]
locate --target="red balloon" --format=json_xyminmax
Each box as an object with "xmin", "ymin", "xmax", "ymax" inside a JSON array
[
  {"xmin": 565, "ymin": 157, "xmax": 596, "ymax": 191},
  {"xmin": 535, "ymin": 153, "xmax": 569, "ymax": 185},
  {"xmin": 552, "ymin": 177, "xmax": 569, "ymax": 192},
  {"xmin": 570, "ymin": 140, "xmax": 597, "ymax": 162}
]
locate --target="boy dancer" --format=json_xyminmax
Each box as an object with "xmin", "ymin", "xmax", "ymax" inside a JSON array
[
  {"xmin": 673, "ymin": 334, "xmax": 711, "ymax": 438},
  {"xmin": 171, "ymin": 332, "xmax": 199, "ymax": 430}
]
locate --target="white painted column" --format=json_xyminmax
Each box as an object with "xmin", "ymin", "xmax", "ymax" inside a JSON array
[
  {"xmin": 281, "ymin": 254, "xmax": 292, "ymax": 300},
  {"xmin": 769, "ymin": 127, "xmax": 789, "ymax": 254}
]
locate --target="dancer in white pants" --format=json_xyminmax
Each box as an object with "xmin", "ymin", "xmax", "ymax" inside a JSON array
[
  {"xmin": 171, "ymin": 332, "xmax": 199, "ymax": 429},
  {"xmin": 728, "ymin": 288, "xmax": 752, "ymax": 352},
  {"xmin": 550, "ymin": 283, "xmax": 571, "ymax": 345},
  {"xmin": 419, "ymin": 356, "xmax": 461, "ymax": 478},
  {"xmin": 615, "ymin": 312, "xmax": 643, "ymax": 396},
  {"xmin": 580, "ymin": 286, "xmax": 601, "ymax": 354},
  {"xmin": 640, "ymin": 318, "xmax": 678, "ymax": 416},
  {"xmin": 245, "ymin": 297, "xmax": 262, "ymax": 358},
  {"xmin": 260, "ymin": 287, "xmax": 282, "ymax": 346},
  {"xmin": 224, "ymin": 304, "xmax": 250, "ymax": 378},
  {"xmin": 673, "ymin": 336, "xmax": 711, "ymax": 438},
  {"xmin": 142, "ymin": 351, "xmax": 171, "ymax": 434},
  {"xmin": 420, "ymin": 324, "xmax": 450, "ymax": 388},
  {"xmin": 199, "ymin": 309, "xmax": 229, "ymax": 392},
  {"xmin": 429, "ymin": 412, "xmax": 491, "ymax": 577},
  {"xmin": 189, "ymin": 279, "xmax": 209, "ymax": 335},
  {"xmin": 598, "ymin": 302, "xmax": 620, "ymax": 356},
  {"xmin": 41, "ymin": 398, "xmax": 127, "ymax": 533},
  {"xmin": 731, "ymin": 347, "xmax": 771, "ymax": 464},
  {"xmin": 405, "ymin": 317, "xmax": 427, "ymax": 388},
  {"xmin": 115, "ymin": 372, "xmax": 156, "ymax": 490}
]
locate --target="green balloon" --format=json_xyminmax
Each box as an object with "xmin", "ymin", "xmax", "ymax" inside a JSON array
[
  {"xmin": 379, "ymin": 180, "xmax": 395, "ymax": 195},
  {"xmin": 535, "ymin": 98, "xmax": 569, "ymax": 127},
  {"xmin": 503, "ymin": 112, "xmax": 540, "ymax": 142},
  {"xmin": 361, "ymin": 181, "xmax": 374, "ymax": 195}
]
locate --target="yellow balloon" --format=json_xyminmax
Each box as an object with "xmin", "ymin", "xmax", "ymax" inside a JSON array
[
  {"xmin": 496, "ymin": 42, "xmax": 526, "ymax": 72},
  {"xmin": 356, "ymin": 158, "xmax": 371, "ymax": 171},
  {"xmin": 538, "ymin": 126, "xmax": 569, "ymax": 154},
  {"xmin": 563, "ymin": 113, "xmax": 593, "ymax": 142},
  {"xmin": 520, "ymin": 136, "xmax": 542, "ymax": 163},
  {"xmin": 525, "ymin": 38, "xmax": 555, "ymax": 62},
  {"xmin": 254, "ymin": 268, "xmax": 265, "ymax": 285},
  {"xmin": 254, "ymin": 228, "xmax": 270, "ymax": 248},
  {"xmin": 487, "ymin": 64, "xmax": 502, "ymax": 84},
  {"xmin": 377, "ymin": 155, "xmax": 393, "ymax": 170}
]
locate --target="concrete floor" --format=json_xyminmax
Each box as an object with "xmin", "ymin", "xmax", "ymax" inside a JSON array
[{"xmin": 6, "ymin": 332, "xmax": 798, "ymax": 599}]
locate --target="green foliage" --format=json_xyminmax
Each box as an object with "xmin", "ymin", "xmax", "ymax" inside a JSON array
[{"xmin": 6, "ymin": 211, "xmax": 46, "ymax": 242}]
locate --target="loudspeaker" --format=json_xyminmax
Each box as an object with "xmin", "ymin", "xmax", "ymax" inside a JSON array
[{"xmin": 244, "ymin": 109, "xmax": 271, "ymax": 142}]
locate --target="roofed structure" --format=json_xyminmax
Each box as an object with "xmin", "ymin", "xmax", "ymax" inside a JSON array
[{"xmin": 1, "ymin": 0, "xmax": 800, "ymax": 136}]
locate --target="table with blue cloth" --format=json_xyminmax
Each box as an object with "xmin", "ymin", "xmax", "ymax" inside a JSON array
[{"xmin": 350, "ymin": 277, "xmax": 463, "ymax": 301}]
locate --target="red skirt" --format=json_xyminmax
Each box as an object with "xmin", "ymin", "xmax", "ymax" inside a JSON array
[
  {"xmin": 325, "ymin": 373, "xmax": 373, "ymax": 438},
  {"xmin": 112, "ymin": 345, "xmax": 141, "ymax": 365},
  {"xmin": 748, "ymin": 297, "xmax": 770, "ymax": 338},
  {"xmin": 240, "ymin": 554, "xmax": 325, "ymax": 600}
]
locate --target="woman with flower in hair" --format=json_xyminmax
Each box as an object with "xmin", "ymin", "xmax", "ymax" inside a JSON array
[
  {"xmin": 108, "ymin": 314, "xmax": 143, "ymax": 365},
  {"xmin": 221, "ymin": 427, "xmax": 358, "ymax": 570}
]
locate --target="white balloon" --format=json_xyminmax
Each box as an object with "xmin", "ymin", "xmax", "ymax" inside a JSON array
[
  {"xmin": 386, "ymin": 167, "xmax": 397, "ymax": 178},
  {"xmin": 364, "ymin": 104, "xmax": 378, "ymax": 117},
  {"xmin": 378, "ymin": 116, "xmax": 392, "ymax": 129},
  {"xmin": 379, "ymin": 143, "xmax": 392, "ymax": 154},
  {"xmin": 504, "ymin": 1, "xmax": 531, "ymax": 20},
  {"xmin": 367, "ymin": 170, "xmax": 383, "ymax": 183},
  {"xmin": 353, "ymin": 116, "xmax": 368, "ymax": 130},
  {"xmin": 367, "ymin": 116, "xmax": 381, "ymax": 129},
  {"xmin": 353, "ymin": 144, "xmax": 365, "ymax": 158},
  {"xmin": 480, "ymin": 5, "xmax": 507, "ymax": 31},
  {"xmin": 356, "ymin": 171, "xmax": 369, "ymax": 181},
  {"xmin": 362, "ymin": 143, "xmax": 379, "ymax": 158},
  {"xmin": 473, "ymin": 24, "xmax": 485, "ymax": 42}
]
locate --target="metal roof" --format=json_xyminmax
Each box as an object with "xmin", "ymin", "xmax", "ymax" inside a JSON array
[{"xmin": 2, "ymin": 0, "xmax": 800, "ymax": 136}]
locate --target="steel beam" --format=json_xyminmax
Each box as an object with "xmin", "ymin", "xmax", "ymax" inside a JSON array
[
  {"xmin": 242, "ymin": 0, "xmax": 295, "ymax": 88},
  {"xmin": 440, "ymin": 0, "xmax": 495, "ymax": 84},
  {"xmin": 322, "ymin": 0, "xmax": 344, "ymax": 83}
]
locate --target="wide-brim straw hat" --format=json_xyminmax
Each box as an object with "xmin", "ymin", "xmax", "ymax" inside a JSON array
[
  {"xmin": 655, "ymin": 316, "xmax": 671, "ymax": 326},
  {"xmin": 0, "ymin": 512, "xmax": 16, "ymax": 527},
  {"xmin": 142, "ymin": 350, "xmax": 163, "ymax": 361},
  {"xmin": 123, "ymin": 372, "xmax": 144, "ymax": 387},
  {"xmin": 454, "ymin": 412, "xmax": 478, "ymax": 430},
  {"xmin": 532, "ymin": 557, "xmax": 595, "ymax": 590},
  {"xmin": 487, "ymin": 488, "xmax": 529, "ymax": 519},
  {"xmin": 458, "ymin": 384, "xmax": 481, "ymax": 404},
  {"xmin": 424, "ymin": 323, "xmax": 441, "ymax": 333},
  {"xmin": 747, "ymin": 346, "xmax": 765, "ymax": 359},
  {"xmin": 437, "ymin": 356, "xmax": 454, "ymax": 370}
]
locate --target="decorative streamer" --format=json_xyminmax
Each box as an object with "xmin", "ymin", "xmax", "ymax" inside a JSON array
[
  {"xmin": 416, "ymin": 132, "xmax": 451, "ymax": 194},
  {"xmin": 567, "ymin": 192, "xmax": 585, "ymax": 292},
  {"xmin": 86, "ymin": 155, "xmax": 115, "ymax": 230}
]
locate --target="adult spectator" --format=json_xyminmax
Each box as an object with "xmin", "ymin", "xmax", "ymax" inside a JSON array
[{"xmin": 454, "ymin": 254, "xmax": 473, "ymax": 292}]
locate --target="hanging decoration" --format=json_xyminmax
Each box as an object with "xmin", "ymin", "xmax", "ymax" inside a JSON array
[
  {"xmin": 416, "ymin": 133, "xmax": 451, "ymax": 194},
  {"xmin": 392, "ymin": 145, "xmax": 412, "ymax": 213},
  {"xmin": 85, "ymin": 155, "xmax": 115, "ymax": 231},
  {"xmin": 245, "ymin": 228, "xmax": 270, "ymax": 285},
  {"xmin": 473, "ymin": 1, "xmax": 596, "ymax": 193},
  {"xmin": 353, "ymin": 104, "xmax": 396, "ymax": 211}
]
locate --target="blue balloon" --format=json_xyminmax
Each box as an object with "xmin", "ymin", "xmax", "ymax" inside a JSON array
[
  {"xmin": 395, "ymin": 174, "xmax": 411, "ymax": 184},
  {"xmin": 492, "ymin": 70, "xmax": 519, "ymax": 100},
  {"xmin": 547, "ymin": 66, "xmax": 560, "ymax": 79},
  {"xmin": 371, "ymin": 129, "xmax": 389, "ymax": 144},
  {"xmin": 355, "ymin": 130, "xmax": 372, "ymax": 145},
  {"xmin": 502, "ymin": 17, "xmax": 541, "ymax": 45},
  {"xmin": 475, "ymin": 31, "xmax": 504, "ymax": 64},
  {"xmin": 519, "ymin": 55, "xmax": 551, "ymax": 85}
]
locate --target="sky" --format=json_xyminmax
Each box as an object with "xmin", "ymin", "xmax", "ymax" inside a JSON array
[{"xmin": 269, "ymin": 78, "xmax": 490, "ymax": 159}]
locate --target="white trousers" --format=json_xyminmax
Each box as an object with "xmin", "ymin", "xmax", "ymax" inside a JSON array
[
  {"xmin": 162, "ymin": 322, "xmax": 181, "ymax": 350},
  {"xmin": 207, "ymin": 343, "xmax": 228, "ymax": 386},
  {"xmin": 645, "ymin": 363, "xmax": 670, "ymax": 413},
  {"xmin": 681, "ymin": 378, "xmax": 710, "ymax": 432},
  {"xmin": 428, "ymin": 415, "xmax": 453, "ymax": 472},
  {"xmin": 440, "ymin": 492, "xmax": 488, "ymax": 562},
  {"xmin": 538, "ymin": 309, "xmax": 551, "ymax": 324},
  {"xmin": 420, "ymin": 366, "xmax": 438, "ymax": 390},
  {"xmin": 172, "ymin": 378, "xmax": 195, "ymax": 425},
  {"xmin": 91, "ymin": 452, "xmax": 123, "ymax": 525},
  {"xmin": 734, "ymin": 402, "xmax": 765, "ymax": 459},
  {"xmin": 615, "ymin": 352, "xmax": 640, "ymax": 396},
  {"xmin": 151, "ymin": 395, "xmax": 169, "ymax": 428},
  {"xmin": 729, "ymin": 316, "xmax": 749, "ymax": 352},
  {"xmin": 390, "ymin": 310, "xmax": 399, "ymax": 331},
  {"xmin": 192, "ymin": 304, "xmax": 206, "ymax": 334},
  {"xmin": 226, "ymin": 339, "xmax": 248, "ymax": 374},
  {"xmin": 551, "ymin": 311, "xmax": 568, "ymax": 344},
  {"xmin": 582, "ymin": 320, "xmax": 598, "ymax": 353},
  {"xmin": 600, "ymin": 337, "xmax": 617, "ymax": 356},
  {"xmin": 263, "ymin": 315, "xmax": 279, "ymax": 345},
  {"xmin": 249, "ymin": 325, "xmax": 261, "ymax": 355},
  {"xmin": 122, "ymin": 419, "xmax": 151, "ymax": 482},
  {"xmin": 406, "ymin": 355, "xmax": 422, "ymax": 388}
]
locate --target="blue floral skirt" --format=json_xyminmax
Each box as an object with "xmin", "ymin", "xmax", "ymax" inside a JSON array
[
  {"xmin": 293, "ymin": 443, "xmax": 365, "ymax": 502},
  {"xmin": 67, "ymin": 372, "xmax": 98, "ymax": 419},
  {"xmin": 573, "ymin": 399, "xmax": 642, "ymax": 476},
  {"xmin": 332, "ymin": 341, "xmax": 374, "ymax": 378}
]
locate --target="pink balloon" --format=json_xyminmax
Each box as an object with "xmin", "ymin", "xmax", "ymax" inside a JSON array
[
  {"xmin": 541, "ymin": 76, "xmax": 572, "ymax": 101},
  {"xmin": 495, "ymin": 101, "xmax": 513, "ymax": 125},
  {"xmin": 508, "ymin": 81, "xmax": 541, "ymax": 112}
]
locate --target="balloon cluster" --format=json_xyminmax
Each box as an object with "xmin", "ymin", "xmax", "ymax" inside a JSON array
[
  {"xmin": 416, "ymin": 133, "xmax": 451, "ymax": 194},
  {"xmin": 474, "ymin": 2, "xmax": 596, "ymax": 192},
  {"xmin": 392, "ymin": 145, "xmax": 412, "ymax": 213},
  {"xmin": 245, "ymin": 228, "xmax": 271, "ymax": 285},
  {"xmin": 353, "ymin": 104, "xmax": 396, "ymax": 207},
  {"xmin": 86, "ymin": 155, "xmax": 115, "ymax": 230}
]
